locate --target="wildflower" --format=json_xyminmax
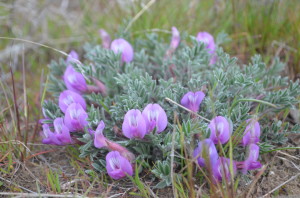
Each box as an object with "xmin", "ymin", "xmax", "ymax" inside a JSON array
[
  {"xmin": 106, "ymin": 151, "xmax": 133, "ymax": 180},
  {"xmin": 99, "ymin": 29, "xmax": 111, "ymax": 49},
  {"xmin": 122, "ymin": 109, "xmax": 147, "ymax": 139},
  {"xmin": 66, "ymin": 50, "xmax": 79, "ymax": 64},
  {"xmin": 63, "ymin": 66, "xmax": 87, "ymax": 93},
  {"xmin": 41, "ymin": 118, "xmax": 72, "ymax": 145},
  {"xmin": 241, "ymin": 143, "xmax": 262, "ymax": 174},
  {"xmin": 110, "ymin": 38, "xmax": 134, "ymax": 63},
  {"xmin": 196, "ymin": 32, "xmax": 216, "ymax": 53},
  {"xmin": 41, "ymin": 124, "xmax": 61, "ymax": 145},
  {"xmin": 92, "ymin": 121, "xmax": 108, "ymax": 148},
  {"xmin": 64, "ymin": 103, "xmax": 88, "ymax": 132},
  {"xmin": 59, "ymin": 90, "xmax": 86, "ymax": 113},
  {"xmin": 170, "ymin": 27, "xmax": 180, "ymax": 50},
  {"xmin": 53, "ymin": 117, "xmax": 73, "ymax": 144},
  {"xmin": 180, "ymin": 91, "xmax": 205, "ymax": 113},
  {"xmin": 196, "ymin": 32, "xmax": 217, "ymax": 64},
  {"xmin": 193, "ymin": 139, "xmax": 219, "ymax": 167},
  {"xmin": 212, "ymin": 157, "xmax": 237, "ymax": 182},
  {"xmin": 209, "ymin": 116, "xmax": 231, "ymax": 144},
  {"xmin": 241, "ymin": 119, "xmax": 261, "ymax": 146},
  {"xmin": 142, "ymin": 103, "xmax": 168, "ymax": 133}
]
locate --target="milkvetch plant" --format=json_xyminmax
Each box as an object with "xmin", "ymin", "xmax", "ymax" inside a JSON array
[{"xmin": 41, "ymin": 26, "xmax": 300, "ymax": 194}]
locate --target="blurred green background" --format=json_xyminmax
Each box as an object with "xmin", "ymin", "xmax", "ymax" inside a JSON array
[{"xmin": 1, "ymin": 0, "xmax": 299, "ymax": 80}]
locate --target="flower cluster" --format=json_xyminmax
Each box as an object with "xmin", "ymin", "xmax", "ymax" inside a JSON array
[
  {"xmin": 41, "ymin": 27, "xmax": 274, "ymax": 185},
  {"xmin": 193, "ymin": 116, "xmax": 262, "ymax": 183}
]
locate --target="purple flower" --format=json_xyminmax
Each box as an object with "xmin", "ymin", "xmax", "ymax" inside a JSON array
[
  {"xmin": 193, "ymin": 139, "xmax": 219, "ymax": 167},
  {"xmin": 142, "ymin": 104, "xmax": 168, "ymax": 133},
  {"xmin": 170, "ymin": 27, "xmax": 180, "ymax": 50},
  {"xmin": 180, "ymin": 91, "xmax": 205, "ymax": 112},
  {"xmin": 122, "ymin": 109, "xmax": 147, "ymax": 139},
  {"xmin": 106, "ymin": 151, "xmax": 133, "ymax": 180},
  {"xmin": 196, "ymin": 32, "xmax": 216, "ymax": 54},
  {"xmin": 63, "ymin": 66, "xmax": 87, "ymax": 93},
  {"xmin": 110, "ymin": 38, "xmax": 134, "ymax": 63},
  {"xmin": 64, "ymin": 103, "xmax": 88, "ymax": 132},
  {"xmin": 41, "ymin": 124, "xmax": 61, "ymax": 145},
  {"xmin": 53, "ymin": 117, "xmax": 73, "ymax": 144},
  {"xmin": 209, "ymin": 116, "xmax": 231, "ymax": 144},
  {"xmin": 59, "ymin": 90, "xmax": 86, "ymax": 113},
  {"xmin": 241, "ymin": 119, "xmax": 261, "ymax": 146},
  {"xmin": 241, "ymin": 144, "xmax": 262, "ymax": 174},
  {"xmin": 99, "ymin": 29, "xmax": 111, "ymax": 49},
  {"xmin": 41, "ymin": 118, "xmax": 72, "ymax": 145},
  {"xmin": 93, "ymin": 121, "xmax": 108, "ymax": 148},
  {"xmin": 66, "ymin": 50, "xmax": 79, "ymax": 64},
  {"xmin": 212, "ymin": 157, "xmax": 237, "ymax": 182}
]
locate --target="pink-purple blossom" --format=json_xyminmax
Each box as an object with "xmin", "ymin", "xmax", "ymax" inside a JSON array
[
  {"xmin": 59, "ymin": 90, "xmax": 86, "ymax": 113},
  {"xmin": 106, "ymin": 151, "xmax": 133, "ymax": 180},
  {"xmin": 64, "ymin": 103, "xmax": 88, "ymax": 132},
  {"xmin": 142, "ymin": 104, "xmax": 168, "ymax": 133},
  {"xmin": 122, "ymin": 109, "xmax": 147, "ymax": 139},
  {"xmin": 66, "ymin": 50, "xmax": 79, "ymax": 64},
  {"xmin": 110, "ymin": 38, "xmax": 134, "ymax": 63},
  {"xmin": 241, "ymin": 144, "xmax": 262, "ymax": 174},
  {"xmin": 196, "ymin": 32, "xmax": 216, "ymax": 54},
  {"xmin": 93, "ymin": 120, "xmax": 108, "ymax": 148},
  {"xmin": 212, "ymin": 157, "xmax": 237, "ymax": 182},
  {"xmin": 99, "ymin": 29, "xmax": 111, "ymax": 49},
  {"xmin": 180, "ymin": 91, "xmax": 205, "ymax": 113},
  {"xmin": 63, "ymin": 66, "xmax": 87, "ymax": 93},
  {"xmin": 41, "ymin": 117, "xmax": 72, "ymax": 145},
  {"xmin": 193, "ymin": 139, "xmax": 219, "ymax": 167},
  {"xmin": 170, "ymin": 27, "xmax": 180, "ymax": 50},
  {"xmin": 241, "ymin": 119, "xmax": 261, "ymax": 146},
  {"xmin": 209, "ymin": 116, "xmax": 231, "ymax": 144}
]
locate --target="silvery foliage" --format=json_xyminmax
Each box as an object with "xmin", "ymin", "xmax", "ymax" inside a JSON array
[{"xmin": 44, "ymin": 32, "xmax": 299, "ymax": 188}]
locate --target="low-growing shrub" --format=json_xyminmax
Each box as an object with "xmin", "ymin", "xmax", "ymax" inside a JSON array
[{"xmin": 41, "ymin": 27, "xmax": 300, "ymax": 196}]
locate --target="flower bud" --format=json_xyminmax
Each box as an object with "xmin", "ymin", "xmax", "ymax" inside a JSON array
[
  {"xmin": 170, "ymin": 27, "xmax": 180, "ymax": 50},
  {"xmin": 99, "ymin": 29, "xmax": 111, "ymax": 49}
]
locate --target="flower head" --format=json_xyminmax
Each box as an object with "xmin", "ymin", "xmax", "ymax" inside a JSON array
[
  {"xmin": 110, "ymin": 38, "xmax": 134, "ymax": 63},
  {"xmin": 99, "ymin": 29, "xmax": 111, "ymax": 49},
  {"xmin": 142, "ymin": 103, "xmax": 168, "ymax": 133},
  {"xmin": 241, "ymin": 119, "xmax": 261, "ymax": 146},
  {"xmin": 180, "ymin": 91, "xmax": 205, "ymax": 113},
  {"xmin": 59, "ymin": 90, "xmax": 86, "ymax": 113},
  {"xmin": 196, "ymin": 32, "xmax": 216, "ymax": 54},
  {"xmin": 212, "ymin": 157, "xmax": 237, "ymax": 183},
  {"xmin": 209, "ymin": 116, "xmax": 231, "ymax": 144},
  {"xmin": 170, "ymin": 27, "xmax": 180, "ymax": 50},
  {"xmin": 63, "ymin": 66, "xmax": 87, "ymax": 93},
  {"xmin": 193, "ymin": 139, "xmax": 219, "ymax": 167},
  {"xmin": 106, "ymin": 151, "xmax": 133, "ymax": 180},
  {"xmin": 122, "ymin": 109, "xmax": 147, "ymax": 139},
  {"xmin": 64, "ymin": 103, "xmax": 88, "ymax": 132},
  {"xmin": 93, "ymin": 121, "xmax": 108, "ymax": 148},
  {"xmin": 241, "ymin": 144, "xmax": 262, "ymax": 174}
]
